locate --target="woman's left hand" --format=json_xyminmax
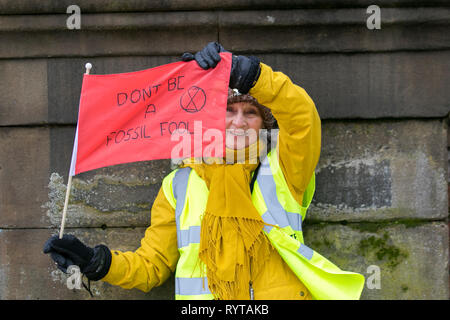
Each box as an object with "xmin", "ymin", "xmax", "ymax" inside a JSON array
[
  {"xmin": 181, "ymin": 41, "xmax": 226, "ymax": 70},
  {"xmin": 181, "ymin": 42, "xmax": 261, "ymax": 94}
]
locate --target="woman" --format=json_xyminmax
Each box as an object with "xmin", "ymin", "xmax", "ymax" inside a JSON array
[{"xmin": 44, "ymin": 42, "xmax": 364, "ymax": 300}]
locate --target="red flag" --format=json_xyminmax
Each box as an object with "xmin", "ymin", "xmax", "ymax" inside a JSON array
[{"xmin": 70, "ymin": 52, "xmax": 232, "ymax": 175}]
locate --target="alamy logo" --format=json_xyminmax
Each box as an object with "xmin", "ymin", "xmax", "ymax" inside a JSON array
[
  {"xmin": 66, "ymin": 265, "xmax": 82, "ymax": 290},
  {"xmin": 66, "ymin": 5, "xmax": 81, "ymax": 30},
  {"xmin": 366, "ymin": 265, "xmax": 381, "ymax": 289},
  {"xmin": 366, "ymin": 5, "xmax": 381, "ymax": 30}
]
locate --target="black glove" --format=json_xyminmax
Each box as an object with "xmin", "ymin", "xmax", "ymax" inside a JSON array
[
  {"xmin": 43, "ymin": 234, "xmax": 111, "ymax": 281},
  {"xmin": 181, "ymin": 41, "xmax": 261, "ymax": 94}
]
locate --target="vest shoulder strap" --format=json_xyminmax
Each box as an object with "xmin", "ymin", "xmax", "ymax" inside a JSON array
[{"xmin": 162, "ymin": 167, "xmax": 192, "ymax": 210}]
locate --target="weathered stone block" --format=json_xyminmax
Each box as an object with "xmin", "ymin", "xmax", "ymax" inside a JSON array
[
  {"xmin": 308, "ymin": 120, "xmax": 448, "ymax": 221},
  {"xmin": 0, "ymin": 28, "xmax": 217, "ymax": 59},
  {"xmin": 219, "ymin": 8, "xmax": 450, "ymax": 28},
  {"xmin": 302, "ymin": 221, "xmax": 449, "ymax": 299},
  {"xmin": 0, "ymin": 8, "xmax": 448, "ymax": 59},
  {"xmin": 44, "ymin": 159, "xmax": 172, "ymax": 229},
  {"xmin": 1, "ymin": 0, "xmax": 450, "ymax": 14},
  {"xmin": 0, "ymin": 228, "xmax": 173, "ymax": 299},
  {"xmin": 0, "ymin": 127, "xmax": 50, "ymax": 228},
  {"xmin": 220, "ymin": 22, "xmax": 449, "ymax": 54},
  {"xmin": 0, "ymin": 59, "xmax": 48, "ymax": 126},
  {"xmin": 259, "ymin": 51, "xmax": 450, "ymax": 119},
  {"xmin": 0, "ymin": 11, "xmax": 218, "ymax": 32}
]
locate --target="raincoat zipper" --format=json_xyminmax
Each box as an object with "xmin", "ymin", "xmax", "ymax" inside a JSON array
[
  {"xmin": 249, "ymin": 281, "xmax": 254, "ymax": 300},
  {"xmin": 249, "ymin": 258, "xmax": 254, "ymax": 300}
]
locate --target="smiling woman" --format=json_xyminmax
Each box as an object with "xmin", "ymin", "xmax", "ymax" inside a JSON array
[
  {"xmin": 226, "ymin": 88, "xmax": 275, "ymax": 150},
  {"xmin": 226, "ymin": 102, "xmax": 262, "ymax": 150},
  {"xmin": 44, "ymin": 42, "xmax": 365, "ymax": 300}
]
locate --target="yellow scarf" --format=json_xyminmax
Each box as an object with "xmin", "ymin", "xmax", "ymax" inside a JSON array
[{"xmin": 181, "ymin": 140, "xmax": 272, "ymax": 299}]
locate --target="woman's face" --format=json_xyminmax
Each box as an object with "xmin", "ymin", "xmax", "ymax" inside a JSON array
[{"xmin": 226, "ymin": 102, "xmax": 263, "ymax": 150}]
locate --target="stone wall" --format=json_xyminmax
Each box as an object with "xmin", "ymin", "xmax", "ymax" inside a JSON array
[{"xmin": 0, "ymin": 1, "xmax": 448, "ymax": 299}]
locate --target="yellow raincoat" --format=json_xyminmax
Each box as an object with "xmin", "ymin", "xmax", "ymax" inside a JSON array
[{"xmin": 101, "ymin": 63, "xmax": 321, "ymax": 299}]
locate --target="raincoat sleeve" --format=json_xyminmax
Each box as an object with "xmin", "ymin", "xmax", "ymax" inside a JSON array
[
  {"xmin": 249, "ymin": 63, "xmax": 321, "ymax": 205},
  {"xmin": 101, "ymin": 188, "xmax": 179, "ymax": 292}
]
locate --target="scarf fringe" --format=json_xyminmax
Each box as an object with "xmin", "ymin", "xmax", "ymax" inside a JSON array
[{"xmin": 199, "ymin": 213, "xmax": 273, "ymax": 300}]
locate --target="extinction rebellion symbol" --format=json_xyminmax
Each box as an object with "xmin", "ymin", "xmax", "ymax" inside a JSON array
[{"xmin": 180, "ymin": 86, "xmax": 206, "ymax": 113}]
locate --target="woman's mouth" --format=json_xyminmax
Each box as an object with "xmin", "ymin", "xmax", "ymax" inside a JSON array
[{"xmin": 226, "ymin": 129, "xmax": 248, "ymax": 137}]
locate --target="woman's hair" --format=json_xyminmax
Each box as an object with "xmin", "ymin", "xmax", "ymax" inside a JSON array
[{"xmin": 227, "ymin": 88, "xmax": 276, "ymax": 130}]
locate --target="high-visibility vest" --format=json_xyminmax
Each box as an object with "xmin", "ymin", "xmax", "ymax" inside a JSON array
[{"xmin": 162, "ymin": 149, "xmax": 365, "ymax": 300}]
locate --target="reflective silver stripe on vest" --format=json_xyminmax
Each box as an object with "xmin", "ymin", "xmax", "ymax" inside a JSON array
[
  {"xmin": 297, "ymin": 243, "xmax": 314, "ymax": 260},
  {"xmin": 172, "ymin": 168, "xmax": 212, "ymax": 297},
  {"xmin": 256, "ymin": 157, "xmax": 302, "ymax": 233},
  {"xmin": 261, "ymin": 211, "xmax": 277, "ymax": 233},
  {"xmin": 173, "ymin": 167, "xmax": 191, "ymax": 248},
  {"xmin": 175, "ymin": 277, "xmax": 212, "ymax": 296},
  {"xmin": 178, "ymin": 225, "xmax": 201, "ymax": 247}
]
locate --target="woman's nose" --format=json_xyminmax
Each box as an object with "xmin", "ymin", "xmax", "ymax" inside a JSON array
[{"xmin": 231, "ymin": 112, "xmax": 247, "ymax": 128}]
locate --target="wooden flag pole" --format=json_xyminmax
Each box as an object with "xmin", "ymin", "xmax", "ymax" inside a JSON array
[
  {"xmin": 58, "ymin": 175, "xmax": 72, "ymax": 239},
  {"xmin": 59, "ymin": 62, "xmax": 92, "ymax": 239}
]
